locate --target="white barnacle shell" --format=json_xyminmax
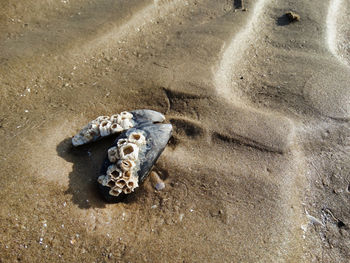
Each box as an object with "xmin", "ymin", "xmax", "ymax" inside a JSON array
[
  {"xmin": 117, "ymin": 138, "xmax": 128, "ymax": 147},
  {"xmin": 110, "ymin": 114, "xmax": 122, "ymax": 123},
  {"xmin": 123, "ymin": 187, "xmax": 132, "ymax": 194},
  {"xmin": 83, "ymin": 129, "xmax": 95, "ymax": 141},
  {"xmin": 97, "ymin": 175, "xmax": 105, "ymax": 185},
  {"xmin": 115, "ymin": 178, "xmax": 127, "ymax": 188},
  {"xmin": 106, "ymin": 179, "xmax": 116, "ymax": 188},
  {"xmin": 99, "ymin": 120, "xmax": 112, "ymax": 137},
  {"xmin": 88, "ymin": 122, "xmax": 100, "ymax": 134},
  {"xmin": 110, "ymin": 123, "xmax": 123, "ymax": 134},
  {"xmin": 109, "ymin": 188, "xmax": 122, "ymax": 197},
  {"xmin": 119, "ymin": 143, "xmax": 139, "ymax": 160},
  {"xmin": 128, "ymin": 131, "xmax": 146, "ymax": 146},
  {"xmin": 72, "ymin": 124, "xmax": 96, "ymax": 146},
  {"xmin": 118, "ymin": 159, "xmax": 135, "ymax": 172},
  {"xmin": 122, "ymin": 171, "xmax": 132, "ymax": 179},
  {"xmin": 107, "ymin": 146, "xmax": 119, "ymax": 163},
  {"xmin": 72, "ymin": 133, "xmax": 89, "ymax": 146},
  {"xmin": 126, "ymin": 176, "xmax": 139, "ymax": 190},
  {"xmin": 120, "ymin": 111, "xmax": 133, "ymax": 120},
  {"xmin": 107, "ymin": 164, "xmax": 122, "ymax": 180},
  {"xmin": 120, "ymin": 118, "xmax": 133, "ymax": 130},
  {"xmin": 97, "ymin": 175, "xmax": 111, "ymax": 186},
  {"xmin": 96, "ymin": 116, "xmax": 110, "ymax": 122}
]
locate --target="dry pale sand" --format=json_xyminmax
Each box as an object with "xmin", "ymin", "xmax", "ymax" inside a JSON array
[{"xmin": 1, "ymin": 0, "xmax": 350, "ymax": 262}]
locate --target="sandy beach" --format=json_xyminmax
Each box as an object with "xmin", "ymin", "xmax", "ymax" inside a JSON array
[{"xmin": 1, "ymin": 0, "xmax": 350, "ymax": 262}]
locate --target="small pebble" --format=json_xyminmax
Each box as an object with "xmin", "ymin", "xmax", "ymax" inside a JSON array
[
  {"xmin": 286, "ymin": 11, "xmax": 300, "ymax": 22},
  {"xmin": 155, "ymin": 182, "xmax": 165, "ymax": 191},
  {"xmin": 179, "ymin": 213, "xmax": 184, "ymax": 222},
  {"xmin": 150, "ymin": 171, "xmax": 165, "ymax": 191}
]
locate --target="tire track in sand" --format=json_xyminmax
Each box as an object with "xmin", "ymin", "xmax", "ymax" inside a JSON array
[
  {"xmin": 326, "ymin": 0, "xmax": 348, "ymax": 67},
  {"xmin": 213, "ymin": 0, "xmax": 295, "ymax": 153},
  {"xmin": 212, "ymin": 0, "xmax": 305, "ymax": 260},
  {"xmin": 214, "ymin": 0, "xmax": 268, "ymax": 102}
]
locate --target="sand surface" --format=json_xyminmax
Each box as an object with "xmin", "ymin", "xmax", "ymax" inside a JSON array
[{"xmin": 1, "ymin": 0, "xmax": 350, "ymax": 262}]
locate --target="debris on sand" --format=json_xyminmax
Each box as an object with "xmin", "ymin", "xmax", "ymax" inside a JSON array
[
  {"xmin": 150, "ymin": 171, "xmax": 165, "ymax": 191},
  {"xmin": 286, "ymin": 11, "xmax": 300, "ymax": 22}
]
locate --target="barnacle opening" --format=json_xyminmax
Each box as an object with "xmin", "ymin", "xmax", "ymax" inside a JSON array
[
  {"xmin": 123, "ymin": 145, "xmax": 133, "ymax": 155},
  {"xmin": 119, "ymin": 160, "xmax": 134, "ymax": 171},
  {"xmin": 123, "ymin": 171, "xmax": 131, "ymax": 179},
  {"xmin": 110, "ymin": 170, "xmax": 121, "ymax": 179},
  {"xmin": 116, "ymin": 179, "xmax": 126, "ymax": 188},
  {"xmin": 109, "ymin": 188, "xmax": 121, "ymax": 196},
  {"xmin": 123, "ymin": 188, "xmax": 132, "ymax": 194},
  {"xmin": 107, "ymin": 180, "xmax": 115, "ymax": 188},
  {"xmin": 132, "ymin": 134, "xmax": 140, "ymax": 140},
  {"xmin": 117, "ymin": 138, "xmax": 128, "ymax": 147},
  {"xmin": 101, "ymin": 121, "xmax": 109, "ymax": 127}
]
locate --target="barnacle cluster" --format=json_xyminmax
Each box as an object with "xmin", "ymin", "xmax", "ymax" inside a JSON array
[
  {"xmin": 72, "ymin": 111, "xmax": 134, "ymax": 146},
  {"xmin": 97, "ymin": 131, "xmax": 146, "ymax": 196}
]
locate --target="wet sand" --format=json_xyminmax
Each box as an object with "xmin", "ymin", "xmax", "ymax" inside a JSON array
[{"xmin": 1, "ymin": 0, "xmax": 350, "ymax": 262}]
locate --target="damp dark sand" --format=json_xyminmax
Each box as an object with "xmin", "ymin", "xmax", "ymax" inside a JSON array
[{"xmin": 1, "ymin": 0, "xmax": 350, "ymax": 262}]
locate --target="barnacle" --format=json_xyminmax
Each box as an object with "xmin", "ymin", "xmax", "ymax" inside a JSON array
[
  {"xmin": 110, "ymin": 123, "xmax": 123, "ymax": 134},
  {"xmin": 109, "ymin": 188, "xmax": 122, "ymax": 197},
  {"xmin": 110, "ymin": 114, "xmax": 121, "ymax": 123},
  {"xmin": 127, "ymin": 176, "xmax": 139, "ymax": 189},
  {"xmin": 122, "ymin": 171, "xmax": 132, "ymax": 179},
  {"xmin": 88, "ymin": 123, "xmax": 99, "ymax": 133},
  {"xmin": 72, "ymin": 110, "xmax": 167, "ymax": 147},
  {"xmin": 97, "ymin": 116, "xmax": 110, "ymax": 122},
  {"xmin": 97, "ymin": 174, "xmax": 112, "ymax": 186},
  {"xmin": 119, "ymin": 143, "xmax": 139, "ymax": 160},
  {"xmin": 123, "ymin": 187, "xmax": 132, "ymax": 194},
  {"xmin": 107, "ymin": 180, "xmax": 116, "ymax": 188},
  {"xmin": 120, "ymin": 118, "xmax": 133, "ymax": 130},
  {"xmin": 95, "ymin": 116, "xmax": 172, "ymax": 202},
  {"xmin": 97, "ymin": 175, "xmax": 105, "ymax": 185},
  {"xmin": 116, "ymin": 179, "xmax": 127, "ymax": 188},
  {"xmin": 99, "ymin": 120, "xmax": 112, "ymax": 136},
  {"xmin": 107, "ymin": 164, "xmax": 122, "ymax": 180},
  {"xmin": 128, "ymin": 132, "xmax": 146, "ymax": 146},
  {"xmin": 120, "ymin": 111, "xmax": 133, "ymax": 119},
  {"xmin": 107, "ymin": 146, "xmax": 119, "ymax": 163},
  {"xmin": 117, "ymin": 138, "xmax": 128, "ymax": 147},
  {"xmin": 118, "ymin": 160, "xmax": 135, "ymax": 172}
]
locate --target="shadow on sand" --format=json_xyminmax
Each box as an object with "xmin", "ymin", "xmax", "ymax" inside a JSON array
[
  {"xmin": 56, "ymin": 136, "xmax": 146, "ymax": 209},
  {"xmin": 276, "ymin": 14, "xmax": 291, "ymax": 26}
]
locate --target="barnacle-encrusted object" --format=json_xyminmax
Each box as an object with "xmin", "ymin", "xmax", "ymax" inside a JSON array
[
  {"xmin": 98, "ymin": 122, "xmax": 172, "ymax": 202},
  {"xmin": 72, "ymin": 109, "xmax": 166, "ymax": 146},
  {"xmin": 71, "ymin": 109, "xmax": 172, "ymax": 202}
]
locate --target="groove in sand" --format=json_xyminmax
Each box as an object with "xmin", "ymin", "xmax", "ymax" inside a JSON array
[
  {"xmin": 214, "ymin": 0, "xmax": 269, "ymax": 102},
  {"xmin": 326, "ymin": 0, "xmax": 348, "ymax": 67}
]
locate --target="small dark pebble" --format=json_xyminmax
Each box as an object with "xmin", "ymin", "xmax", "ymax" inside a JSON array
[
  {"xmin": 286, "ymin": 11, "xmax": 300, "ymax": 22},
  {"xmin": 337, "ymin": 220, "xmax": 346, "ymax": 228}
]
